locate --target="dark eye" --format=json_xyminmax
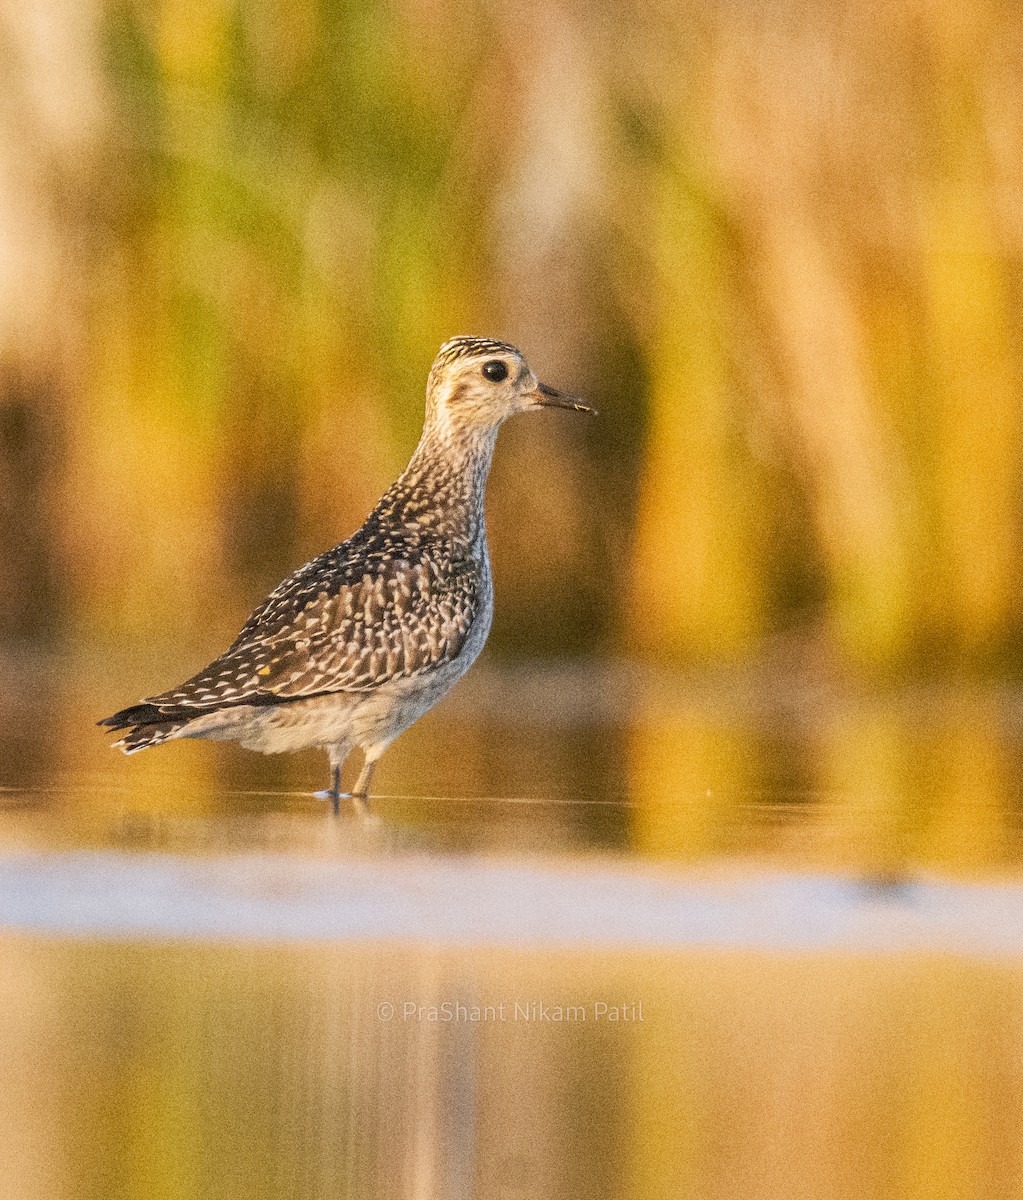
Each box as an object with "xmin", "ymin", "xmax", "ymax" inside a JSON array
[{"xmin": 482, "ymin": 360, "xmax": 508, "ymax": 383}]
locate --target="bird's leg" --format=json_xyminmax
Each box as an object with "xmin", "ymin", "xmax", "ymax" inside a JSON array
[
  {"xmin": 316, "ymin": 746, "xmax": 351, "ymax": 814},
  {"xmin": 348, "ymin": 756, "xmax": 382, "ymax": 824},
  {"xmin": 351, "ymin": 740, "xmax": 395, "ymax": 817},
  {"xmin": 351, "ymin": 755, "xmax": 378, "ymax": 806},
  {"xmin": 329, "ymin": 764, "xmax": 342, "ymax": 817}
]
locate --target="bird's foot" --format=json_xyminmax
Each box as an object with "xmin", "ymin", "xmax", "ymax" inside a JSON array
[
  {"xmin": 314, "ymin": 787, "xmax": 378, "ymax": 822},
  {"xmin": 314, "ymin": 787, "xmax": 350, "ymax": 816},
  {"xmin": 350, "ymin": 791, "xmax": 381, "ymax": 827},
  {"xmin": 316, "ymin": 765, "xmax": 349, "ymax": 815}
]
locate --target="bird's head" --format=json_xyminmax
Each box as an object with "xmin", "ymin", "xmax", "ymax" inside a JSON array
[{"xmin": 424, "ymin": 336, "xmax": 595, "ymax": 440}]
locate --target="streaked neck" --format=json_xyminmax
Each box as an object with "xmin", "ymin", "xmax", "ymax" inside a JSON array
[{"xmin": 389, "ymin": 417, "xmax": 500, "ymax": 549}]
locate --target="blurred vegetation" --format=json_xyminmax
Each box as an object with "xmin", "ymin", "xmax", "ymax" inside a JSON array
[{"xmin": 1, "ymin": 0, "xmax": 1023, "ymax": 677}]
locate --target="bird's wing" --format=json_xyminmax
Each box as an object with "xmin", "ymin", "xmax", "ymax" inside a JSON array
[{"xmin": 142, "ymin": 544, "xmax": 481, "ymax": 713}]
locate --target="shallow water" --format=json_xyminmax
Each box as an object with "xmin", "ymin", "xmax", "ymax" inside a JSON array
[{"xmin": 3, "ymin": 652, "xmax": 1023, "ymax": 1198}]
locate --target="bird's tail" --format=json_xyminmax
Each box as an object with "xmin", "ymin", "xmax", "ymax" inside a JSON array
[
  {"xmin": 98, "ymin": 704, "xmax": 188, "ymax": 756},
  {"xmin": 112, "ymin": 722, "xmax": 187, "ymax": 755}
]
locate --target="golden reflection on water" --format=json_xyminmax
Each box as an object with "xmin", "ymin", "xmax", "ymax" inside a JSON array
[
  {"xmin": 3, "ymin": 657, "xmax": 1023, "ymax": 1197},
  {"xmin": 626, "ymin": 681, "xmax": 1023, "ymax": 878},
  {"xmin": 3, "ymin": 656, "xmax": 1023, "ymax": 874},
  {"xmin": 1, "ymin": 939, "xmax": 1022, "ymax": 1200}
]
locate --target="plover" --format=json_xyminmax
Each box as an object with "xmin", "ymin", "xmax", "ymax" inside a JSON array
[{"xmin": 99, "ymin": 337, "xmax": 594, "ymax": 813}]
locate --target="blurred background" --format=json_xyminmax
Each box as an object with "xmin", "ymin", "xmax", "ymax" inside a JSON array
[
  {"xmin": 4, "ymin": 0, "xmax": 1023, "ymax": 674},
  {"xmin": 3, "ymin": 0, "xmax": 1023, "ymax": 838},
  {"xmin": 4, "ymin": 7, "xmax": 1023, "ymax": 1199}
]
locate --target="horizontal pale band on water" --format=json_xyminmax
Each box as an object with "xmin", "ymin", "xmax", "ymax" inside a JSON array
[{"xmin": 0, "ymin": 852, "xmax": 1022, "ymax": 954}]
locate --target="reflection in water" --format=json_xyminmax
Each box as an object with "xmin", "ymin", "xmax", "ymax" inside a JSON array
[
  {"xmin": 0, "ymin": 942, "xmax": 629, "ymax": 1200},
  {"xmin": 3, "ymin": 654, "xmax": 1023, "ymax": 1197},
  {"xmin": 626, "ymin": 676, "xmax": 1023, "ymax": 878},
  {"xmin": 1, "ymin": 940, "xmax": 1022, "ymax": 1200},
  {"xmin": 3, "ymin": 652, "xmax": 1023, "ymax": 876}
]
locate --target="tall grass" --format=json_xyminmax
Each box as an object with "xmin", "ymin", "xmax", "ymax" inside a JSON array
[{"xmin": 2, "ymin": 0, "xmax": 1022, "ymax": 675}]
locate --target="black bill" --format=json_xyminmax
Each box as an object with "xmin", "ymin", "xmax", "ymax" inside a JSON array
[{"xmin": 531, "ymin": 382, "xmax": 597, "ymax": 415}]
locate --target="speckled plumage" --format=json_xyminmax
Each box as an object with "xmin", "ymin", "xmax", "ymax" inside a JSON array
[{"xmin": 99, "ymin": 336, "xmax": 593, "ymax": 811}]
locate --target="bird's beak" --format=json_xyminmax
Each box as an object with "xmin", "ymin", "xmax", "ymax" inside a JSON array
[{"xmin": 529, "ymin": 381, "xmax": 597, "ymax": 415}]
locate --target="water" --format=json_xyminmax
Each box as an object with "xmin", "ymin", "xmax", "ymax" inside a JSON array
[{"xmin": 3, "ymin": 651, "xmax": 1023, "ymax": 1198}]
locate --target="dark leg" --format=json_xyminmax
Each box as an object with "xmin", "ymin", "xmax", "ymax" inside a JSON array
[{"xmin": 330, "ymin": 764, "xmax": 342, "ymax": 817}]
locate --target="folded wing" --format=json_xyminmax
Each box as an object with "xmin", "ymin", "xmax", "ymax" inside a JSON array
[{"xmin": 119, "ymin": 542, "xmax": 480, "ymax": 721}]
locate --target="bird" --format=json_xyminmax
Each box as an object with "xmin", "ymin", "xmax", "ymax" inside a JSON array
[{"xmin": 99, "ymin": 336, "xmax": 595, "ymax": 814}]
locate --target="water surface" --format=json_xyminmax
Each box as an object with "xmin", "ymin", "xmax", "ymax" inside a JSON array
[{"xmin": 2, "ymin": 652, "xmax": 1023, "ymax": 1199}]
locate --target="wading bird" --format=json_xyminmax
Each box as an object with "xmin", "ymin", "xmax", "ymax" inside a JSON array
[{"xmin": 99, "ymin": 337, "xmax": 594, "ymax": 813}]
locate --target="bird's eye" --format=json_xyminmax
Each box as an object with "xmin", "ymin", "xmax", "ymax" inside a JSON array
[{"xmin": 482, "ymin": 360, "xmax": 508, "ymax": 383}]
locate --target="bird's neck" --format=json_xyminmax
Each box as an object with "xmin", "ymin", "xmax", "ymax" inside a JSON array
[{"xmin": 386, "ymin": 420, "xmax": 499, "ymax": 551}]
